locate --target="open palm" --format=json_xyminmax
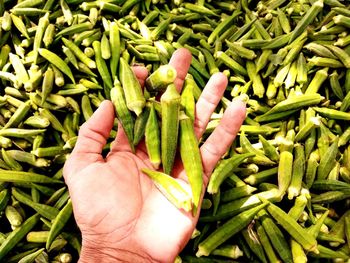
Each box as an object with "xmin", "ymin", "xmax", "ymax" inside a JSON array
[{"xmin": 63, "ymin": 49, "xmax": 246, "ymax": 263}]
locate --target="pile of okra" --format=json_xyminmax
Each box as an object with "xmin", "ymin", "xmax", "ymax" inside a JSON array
[{"xmin": 1, "ymin": 0, "xmax": 350, "ymax": 262}]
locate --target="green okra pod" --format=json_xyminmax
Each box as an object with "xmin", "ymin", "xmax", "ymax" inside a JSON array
[
  {"xmin": 110, "ymin": 79, "xmax": 135, "ymax": 152},
  {"xmin": 38, "ymin": 48, "xmax": 75, "ymax": 84},
  {"xmin": 41, "ymin": 66, "xmax": 54, "ymax": 105},
  {"xmin": 145, "ymin": 103, "xmax": 160, "ymax": 169},
  {"xmin": 287, "ymin": 144, "xmax": 305, "ymax": 200},
  {"xmin": 289, "ymin": 0, "xmax": 324, "ymax": 43},
  {"xmin": 0, "ymin": 213, "xmax": 40, "ymax": 261},
  {"xmin": 180, "ymin": 79, "xmax": 195, "ymax": 122},
  {"xmin": 133, "ymin": 105, "xmax": 150, "ymax": 146},
  {"xmin": 46, "ymin": 199, "xmax": 72, "ymax": 250},
  {"xmin": 142, "ymin": 168, "xmax": 192, "ymax": 212},
  {"xmin": 93, "ymin": 41, "xmax": 113, "ymax": 99},
  {"xmin": 2, "ymin": 148, "xmax": 22, "ymax": 171},
  {"xmin": 161, "ymin": 83, "xmax": 181, "ymax": 175},
  {"xmin": 317, "ymin": 137, "xmax": 339, "ymax": 180},
  {"xmin": 179, "ymin": 112, "xmax": 203, "ymax": 215},
  {"xmin": 109, "ymin": 21, "xmax": 120, "ymax": 79},
  {"xmin": 241, "ymin": 227, "xmax": 268, "ymax": 263},
  {"xmin": 3, "ymin": 100, "xmax": 31, "ymax": 129},
  {"xmin": 196, "ymin": 203, "xmax": 267, "ymax": 257},
  {"xmin": 314, "ymin": 107, "xmax": 350, "ymax": 121},
  {"xmin": 33, "ymin": 12, "xmax": 49, "ymax": 65},
  {"xmin": 145, "ymin": 65, "xmax": 177, "ymax": 92},
  {"xmin": 221, "ymin": 185, "xmax": 257, "ymax": 203},
  {"xmin": 119, "ymin": 57, "xmax": 145, "ymax": 116},
  {"xmin": 263, "ymin": 94, "xmax": 323, "ymax": 116}
]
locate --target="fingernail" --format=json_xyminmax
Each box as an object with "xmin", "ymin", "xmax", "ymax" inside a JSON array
[{"xmin": 232, "ymin": 94, "xmax": 249, "ymax": 105}]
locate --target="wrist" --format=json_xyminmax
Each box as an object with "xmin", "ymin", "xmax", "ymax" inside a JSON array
[{"xmin": 79, "ymin": 236, "xmax": 155, "ymax": 263}]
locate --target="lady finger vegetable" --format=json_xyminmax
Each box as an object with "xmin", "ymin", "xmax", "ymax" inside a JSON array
[
  {"xmin": 142, "ymin": 168, "xmax": 192, "ymax": 212},
  {"xmin": 179, "ymin": 112, "xmax": 203, "ymax": 214},
  {"xmin": 145, "ymin": 103, "xmax": 161, "ymax": 169},
  {"xmin": 119, "ymin": 57, "xmax": 146, "ymax": 116},
  {"xmin": 161, "ymin": 83, "xmax": 181, "ymax": 175},
  {"xmin": 196, "ymin": 203, "xmax": 267, "ymax": 257}
]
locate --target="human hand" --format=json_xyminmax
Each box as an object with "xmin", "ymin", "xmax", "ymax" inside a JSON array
[{"xmin": 63, "ymin": 48, "xmax": 246, "ymax": 263}]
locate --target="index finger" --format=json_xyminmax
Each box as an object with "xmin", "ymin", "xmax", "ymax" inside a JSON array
[{"xmin": 169, "ymin": 48, "xmax": 192, "ymax": 92}]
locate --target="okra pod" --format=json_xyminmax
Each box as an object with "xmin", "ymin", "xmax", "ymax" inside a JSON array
[
  {"xmin": 196, "ymin": 203, "xmax": 267, "ymax": 257},
  {"xmin": 0, "ymin": 214, "xmax": 40, "ymax": 261},
  {"xmin": 161, "ymin": 84, "xmax": 181, "ymax": 175},
  {"xmin": 119, "ymin": 57, "xmax": 145, "ymax": 116},
  {"xmin": 142, "ymin": 168, "xmax": 192, "ymax": 212},
  {"xmin": 289, "ymin": 0, "xmax": 324, "ymax": 43},
  {"xmin": 179, "ymin": 112, "xmax": 203, "ymax": 214},
  {"xmin": 110, "ymin": 79, "xmax": 135, "ymax": 152},
  {"xmin": 145, "ymin": 64, "xmax": 177, "ymax": 92}
]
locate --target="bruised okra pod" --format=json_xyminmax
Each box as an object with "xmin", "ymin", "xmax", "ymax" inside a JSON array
[{"xmin": 161, "ymin": 83, "xmax": 181, "ymax": 175}]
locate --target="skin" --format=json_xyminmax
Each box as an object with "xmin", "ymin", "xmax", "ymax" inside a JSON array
[{"xmin": 63, "ymin": 48, "xmax": 246, "ymax": 263}]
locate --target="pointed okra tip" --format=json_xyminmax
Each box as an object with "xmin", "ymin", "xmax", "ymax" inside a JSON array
[
  {"xmin": 315, "ymin": 0, "xmax": 324, "ymax": 7},
  {"xmin": 130, "ymin": 103, "xmax": 144, "ymax": 117},
  {"xmin": 257, "ymin": 195, "xmax": 270, "ymax": 206},
  {"xmin": 179, "ymin": 110, "xmax": 189, "ymax": 121},
  {"xmin": 233, "ymin": 93, "xmax": 249, "ymax": 105}
]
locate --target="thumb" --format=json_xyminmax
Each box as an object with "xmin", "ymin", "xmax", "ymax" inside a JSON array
[{"xmin": 70, "ymin": 100, "xmax": 115, "ymax": 159}]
